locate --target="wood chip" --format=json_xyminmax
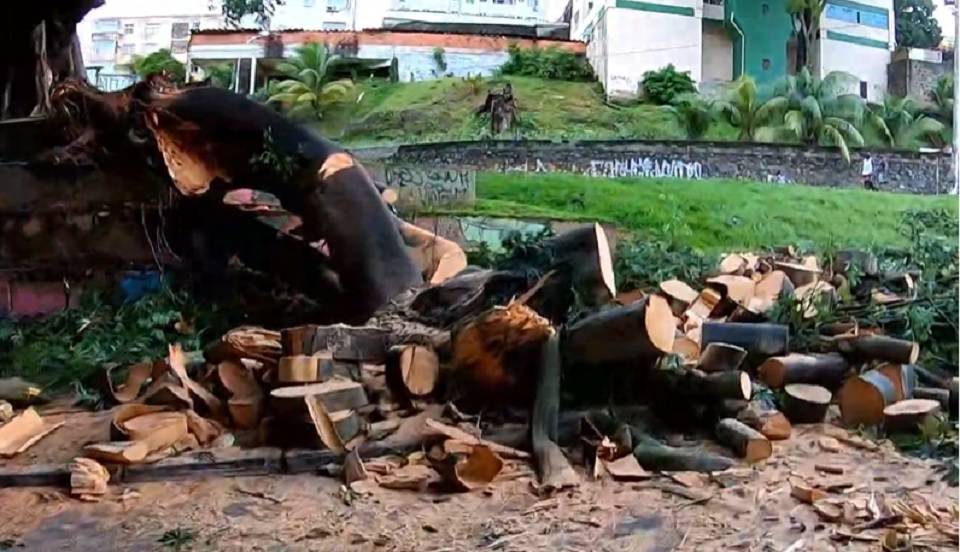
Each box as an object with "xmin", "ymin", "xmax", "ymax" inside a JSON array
[
  {"xmin": 0, "ymin": 408, "xmax": 64, "ymax": 457},
  {"xmin": 424, "ymin": 419, "xmax": 530, "ymax": 459},
  {"xmin": 602, "ymin": 455, "xmax": 651, "ymax": 481}
]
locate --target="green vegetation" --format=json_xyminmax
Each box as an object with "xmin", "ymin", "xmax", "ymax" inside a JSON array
[
  {"xmin": 460, "ymin": 172, "xmax": 956, "ymax": 252},
  {"xmin": 498, "ymin": 43, "xmax": 594, "ymax": 82},
  {"xmin": 267, "ymin": 43, "xmax": 355, "ymax": 120},
  {"xmin": 128, "ymin": 49, "xmax": 185, "ymax": 83},
  {"xmin": 895, "ymin": 0, "xmax": 943, "ymax": 49},
  {"xmin": 641, "ymin": 64, "xmax": 697, "ymax": 105}
]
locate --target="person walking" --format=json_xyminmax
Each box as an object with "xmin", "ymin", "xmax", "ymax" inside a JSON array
[{"xmin": 861, "ymin": 153, "xmax": 876, "ymax": 190}]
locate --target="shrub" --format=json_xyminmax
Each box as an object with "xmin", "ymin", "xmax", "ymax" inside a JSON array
[
  {"xmin": 641, "ymin": 64, "xmax": 696, "ymax": 105},
  {"xmin": 499, "ymin": 44, "xmax": 594, "ymax": 82}
]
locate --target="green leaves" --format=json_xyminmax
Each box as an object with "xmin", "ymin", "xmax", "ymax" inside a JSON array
[
  {"xmin": 265, "ymin": 43, "xmax": 354, "ymax": 120},
  {"xmin": 641, "ymin": 65, "xmax": 697, "ymax": 105},
  {"xmin": 499, "ymin": 44, "xmax": 595, "ymax": 82},
  {"xmin": 895, "ymin": 0, "xmax": 943, "ymax": 49}
]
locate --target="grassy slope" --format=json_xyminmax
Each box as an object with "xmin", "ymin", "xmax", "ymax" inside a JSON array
[
  {"xmin": 447, "ymin": 173, "xmax": 957, "ymax": 251},
  {"xmin": 325, "ymin": 76, "xmax": 721, "ymax": 144}
]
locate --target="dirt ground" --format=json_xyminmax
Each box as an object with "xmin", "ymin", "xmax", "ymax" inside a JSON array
[{"xmin": 0, "ymin": 405, "xmax": 955, "ymax": 552}]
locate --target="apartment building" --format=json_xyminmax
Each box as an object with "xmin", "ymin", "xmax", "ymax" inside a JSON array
[{"xmin": 567, "ymin": 0, "xmax": 895, "ymax": 101}]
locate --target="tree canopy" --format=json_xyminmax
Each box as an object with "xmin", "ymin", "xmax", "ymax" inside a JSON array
[
  {"xmin": 222, "ymin": 0, "xmax": 283, "ymax": 25},
  {"xmin": 129, "ymin": 49, "xmax": 186, "ymax": 83},
  {"xmin": 894, "ymin": 0, "xmax": 943, "ymax": 49}
]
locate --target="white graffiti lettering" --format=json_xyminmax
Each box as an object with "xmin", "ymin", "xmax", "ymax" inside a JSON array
[{"xmin": 585, "ymin": 157, "xmax": 703, "ymax": 179}]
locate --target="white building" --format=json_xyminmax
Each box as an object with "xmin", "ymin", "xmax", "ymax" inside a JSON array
[{"xmin": 567, "ymin": 0, "xmax": 896, "ymax": 102}]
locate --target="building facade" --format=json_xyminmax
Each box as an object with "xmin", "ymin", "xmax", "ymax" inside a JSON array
[{"xmin": 569, "ymin": 0, "xmax": 895, "ymax": 101}]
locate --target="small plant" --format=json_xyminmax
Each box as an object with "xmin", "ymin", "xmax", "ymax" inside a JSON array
[
  {"xmin": 250, "ymin": 127, "xmax": 300, "ymax": 180},
  {"xmin": 432, "ymin": 47, "xmax": 447, "ymax": 76},
  {"xmin": 641, "ymin": 64, "xmax": 696, "ymax": 105},
  {"xmin": 499, "ymin": 43, "xmax": 594, "ymax": 82},
  {"xmin": 159, "ymin": 527, "xmax": 196, "ymax": 551}
]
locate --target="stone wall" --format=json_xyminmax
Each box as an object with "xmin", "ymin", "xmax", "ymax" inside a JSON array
[
  {"xmin": 360, "ymin": 140, "xmax": 954, "ymax": 194},
  {"xmin": 888, "ymin": 48, "xmax": 951, "ymax": 99}
]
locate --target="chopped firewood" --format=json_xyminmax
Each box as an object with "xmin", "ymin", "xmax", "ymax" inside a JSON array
[
  {"xmin": 104, "ymin": 361, "xmax": 154, "ymax": 404},
  {"xmin": 278, "ymin": 355, "xmax": 320, "ymax": 383},
  {"xmin": 365, "ymin": 455, "xmax": 406, "ymax": 475},
  {"xmin": 602, "ymin": 454, "xmax": 650, "ymax": 481},
  {"xmin": 735, "ymin": 400, "xmax": 792, "ymax": 440},
  {"xmin": 184, "ymin": 411, "xmax": 223, "ymax": 445},
  {"xmin": 706, "ymin": 275, "xmax": 755, "ymax": 306},
  {"xmin": 815, "ymin": 463, "xmax": 845, "ymax": 475},
  {"xmin": 672, "ymin": 336, "xmax": 700, "ymax": 362},
  {"xmin": 121, "ymin": 412, "xmax": 189, "ymax": 453},
  {"xmin": 659, "ymin": 279, "xmax": 699, "ymax": 316},
  {"xmin": 814, "ymin": 501, "xmax": 844, "ymax": 522},
  {"xmin": 111, "ymin": 404, "xmax": 168, "ymax": 440},
  {"xmin": 305, "ymin": 395, "xmax": 346, "ymax": 453},
  {"xmin": 70, "ymin": 458, "xmax": 110, "ymax": 501},
  {"xmin": 883, "ymin": 399, "xmax": 941, "ymax": 432},
  {"xmin": 790, "ymin": 479, "xmax": 826, "ymax": 504},
  {"xmin": 754, "ymin": 270, "xmax": 794, "ymax": 303},
  {"xmin": 0, "ymin": 401, "xmax": 12, "ymax": 423},
  {"xmin": 397, "ymin": 219, "xmax": 468, "ymax": 285},
  {"xmin": 833, "ymin": 335, "xmax": 920, "ymax": 365},
  {"xmin": 83, "ymin": 441, "xmax": 150, "ymax": 465},
  {"xmin": 697, "ymin": 342, "xmax": 747, "ymax": 373},
  {"xmin": 782, "ymin": 384, "xmax": 832, "ymax": 424},
  {"xmin": 0, "ymin": 408, "xmax": 64, "ymax": 457},
  {"xmin": 758, "ymin": 353, "xmax": 850, "ymax": 389},
  {"xmin": 818, "ymin": 436, "xmax": 842, "ymax": 453},
  {"xmin": 377, "ymin": 464, "xmax": 440, "ymax": 491},
  {"xmin": 775, "ymin": 261, "xmax": 821, "ymax": 287},
  {"xmin": 343, "ymin": 449, "xmax": 368, "ymax": 484},
  {"xmin": 168, "ymin": 344, "xmax": 223, "ymax": 419},
  {"xmin": 839, "ymin": 369, "xmax": 901, "ymax": 427},
  {"xmin": 217, "ymin": 360, "xmax": 263, "ymax": 397},
  {"xmin": 430, "ymin": 443, "xmax": 504, "ymax": 492},
  {"xmin": 875, "ymin": 364, "xmax": 916, "ymax": 402},
  {"xmin": 386, "ymin": 345, "xmax": 439, "ymax": 399},
  {"xmin": 270, "ymin": 378, "xmax": 369, "ymax": 416},
  {"xmin": 531, "ymin": 332, "xmax": 578, "ymax": 493},
  {"xmin": 652, "ymin": 366, "xmax": 752, "ymax": 401},
  {"xmin": 913, "ymin": 386, "xmax": 951, "ymax": 412},
  {"xmin": 281, "ymin": 324, "xmax": 389, "ymax": 361},
  {"xmin": 367, "ymin": 418, "xmax": 402, "ymax": 440},
  {"xmin": 0, "ymin": 377, "xmax": 47, "ymax": 407},
  {"xmin": 141, "ymin": 382, "xmax": 193, "ymax": 410},
  {"xmin": 228, "ymin": 398, "xmax": 263, "ymax": 430},
  {"xmin": 700, "ymin": 322, "xmax": 789, "ymax": 357},
  {"xmin": 565, "ymin": 295, "xmax": 676, "ymax": 365},
  {"xmin": 718, "ymin": 253, "xmax": 748, "ymax": 274},
  {"xmin": 794, "ymin": 281, "xmax": 837, "ymax": 318},
  {"xmin": 685, "ymin": 288, "xmax": 722, "ymax": 320},
  {"xmin": 204, "ymin": 326, "xmax": 282, "ymax": 366},
  {"xmin": 424, "ymin": 419, "xmax": 529, "ymax": 460},
  {"xmin": 822, "ymin": 426, "xmax": 879, "ymax": 451},
  {"xmin": 715, "ymin": 418, "xmax": 772, "ymax": 463}
]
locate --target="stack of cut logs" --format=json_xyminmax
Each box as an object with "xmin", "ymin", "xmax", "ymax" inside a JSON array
[{"xmin": 24, "ymin": 223, "xmax": 954, "ymax": 496}]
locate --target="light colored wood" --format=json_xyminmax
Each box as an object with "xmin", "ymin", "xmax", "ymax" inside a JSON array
[
  {"xmin": 775, "ymin": 261, "xmax": 821, "ymax": 287},
  {"xmin": 83, "ymin": 441, "xmax": 150, "ymax": 465},
  {"xmin": 431, "ymin": 443, "xmax": 504, "ymax": 491},
  {"xmin": 167, "ymin": 344, "xmax": 223, "ymax": 418},
  {"xmin": 141, "ymin": 382, "xmax": 193, "ymax": 409},
  {"xmin": 685, "ymin": 288, "xmax": 721, "ymax": 321},
  {"xmin": 790, "ymin": 479, "xmax": 826, "ymax": 504},
  {"xmin": 270, "ymin": 378, "xmax": 369, "ymax": 414},
  {"xmin": 706, "ymin": 275, "xmax": 755, "ymax": 306},
  {"xmin": 218, "ymin": 360, "xmax": 262, "ymax": 398},
  {"xmin": 834, "ymin": 335, "xmax": 920, "ymax": 364},
  {"xmin": 70, "ymin": 458, "xmax": 109, "ymax": 500},
  {"xmin": 397, "ymin": 220, "xmax": 468, "ymax": 285},
  {"xmin": 108, "ymin": 361, "xmax": 154, "ymax": 403},
  {"xmin": 672, "ymin": 335, "xmax": 700, "ymax": 362},
  {"xmin": 305, "ymin": 395, "xmax": 346, "ymax": 453},
  {"xmin": 397, "ymin": 345, "xmax": 439, "ymax": 397},
  {"xmin": 278, "ymin": 355, "xmax": 319, "ymax": 383},
  {"xmin": 838, "ymin": 369, "xmax": 899, "ymax": 427},
  {"xmin": 0, "ymin": 408, "xmax": 64, "ymax": 457},
  {"xmin": 715, "ymin": 418, "xmax": 772, "ymax": 463},
  {"xmin": 377, "ymin": 464, "xmax": 439, "ymax": 491},
  {"xmin": 424, "ymin": 418, "xmax": 530, "ymax": 460},
  {"xmin": 343, "ymin": 449, "xmax": 368, "ymax": 484},
  {"xmin": 883, "ymin": 399, "xmax": 941, "ymax": 431},
  {"xmin": 659, "ymin": 279, "xmax": 699, "ymax": 315},
  {"xmin": 602, "ymin": 454, "xmax": 651, "ymax": 481},
  {"xmin": 121, "ymin": 412, "xmax": 189, "ymax": 453},
  {"xmin": 755, "ymin": 270, "xmax": 789, "ymax": 302},
  {"xmin": 184, "ymin": 411, "xmax": 222, "ymax": 445},
  {"xmin": 228, "ymin": 397, "xmax": 263, "ymax": 429}
]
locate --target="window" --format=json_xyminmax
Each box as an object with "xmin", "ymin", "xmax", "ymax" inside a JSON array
[
  {"xmin": 762, "ymin": 58, "xmax": 771, "ymax": 71},
  {"xmin": 91, "ymin": 39, "xmax": 116, "ymax": 61},
  {"xmin": 171, "ymin": 22, "xmax": 190, "ymax": 38},
  {"xmin": 192, "ymin": 20, "xmax": 202, "ymax": 30},
  {"xmin": 327, "ymin": 0, "xmax": 348, "ymax": 11},
  {"xmin": 587, "ymin": 1, "xmax": 593, "ymax": 10},
  {"xmin": 761, "ymin": 3, "xmax": 769, "ymax": 14},
  {"xmin": 123, "ymin": 23, "xmax": 135, "ymax": 34},
  {"xmin": 825, "ymin": 4, "xmax": 858, "ymax": 24},
  {"xmin": 144, "ymin": 23, "xmax": 160, "ymax": 39},
  {"xmin": 322, "ymin": 21, "xmax": 347, "ymax": 29},
  {"xmin": 120, "ymin": 44, "xmax": 135, "ymax": 56},
  {"xmin": 859, "ymin": 11, "xmax": 888, "ymax": 29},
  {"xmin": 94, "ymin": 18, "xmax": 119, "ymax": 32},
  {"xmin": 304, "ymin": 0, "xmax": 315, "ymax": 5},
  {"xmin": 493, "ymin": 0, "xmax": 516, "ymax": 5},
  {"xmin": 859, "ymin": 81, "xmax": 867, "ymax": 98},
  {"xmin": 171, "ymin": 40, "xmax": 188, "ymax": 53}
]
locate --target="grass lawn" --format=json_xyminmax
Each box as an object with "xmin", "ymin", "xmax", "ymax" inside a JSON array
[{"xmin": 446, "ymin": 172, "xmax": 958, "ymax": 252}]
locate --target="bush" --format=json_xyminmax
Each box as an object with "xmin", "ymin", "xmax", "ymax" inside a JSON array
[
  {"xmin": 641, "ymin": 64, "xmax": 696, "ymax": 105},
  {"xmin": 499, "ymin": 44, "xmax": 594, "ymax": 82}
]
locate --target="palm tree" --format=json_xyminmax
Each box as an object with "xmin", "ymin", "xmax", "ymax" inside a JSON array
[
  {"xmin": 668, "ymin": 93, "xmax": 713, "ymax": 140},
  {"xmin": 774, "ymin": 68, "xmax": 865, "ymax": 162},
  {"xmin": 267, "ymin": 43, "xmax": 354, "ymax": 120},
  {"xmin": 928, "ymin": 75, "xmax": 953, "ymax": 123},
  {"xmin": 713, "ymin": 76, "xmax": 789, "ymax": 141},
  {"xmin": 868, "ymin": 95, "xmax": 946, "ymax": 149}
]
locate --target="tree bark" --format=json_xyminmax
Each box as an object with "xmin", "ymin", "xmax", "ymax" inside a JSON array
[
  {"xmin": 563, "ymin": 295, "xmax": 676, "ymax": 366},
  {"xmin": 701, "ymin": 322, "xmax": 789, "ymax": 357},
  {"xmin": 782, "ymin": 383, "xmax": 832, "ymax": 424},
  {"xmin": 757, "ymin": 353, "xmax": 850, "ymax": 389},
  {"xmin": 715, "ymin": 418, "xmax": 771, "ymax": 462},
  {"xmin": 530, "ymin": 332, "xmax": 578, "ymax": 493}
]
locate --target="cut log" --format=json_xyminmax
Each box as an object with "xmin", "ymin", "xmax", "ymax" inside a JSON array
[
  {"xmin": 659, "ymin": 279, "xmax": 699, "ymax": 316},
  {"xmin": 450, "ymin": 299, "xmax": 553, "ymax": 403},
  {"xmin": 883, "ymin": 399, "xmax": 941, "ymax": 432},
  {"xmin": 700, "ymin": 322, "xmax": 789, "ymax": 357},
  {"xmin": 141, "ymin": 381, "xmax": 193, "ymax": 410},
  {"xmin": 754, "ymin": 270, "xmax": 794, "ymax": 302},
  {"xmin": 228, "ymin": 397, "xmax": 263, "ymax": 429},
  {"xmin": 0, "ymin": 408, "xmax": 64, "ymax": 457},
  {"xmin": 423, "ymin": 419, "xmax": 529, "ymax": 460},
  {"xmin": 70, "ymin": 458, "xmax": 110, "ymax": 501},
  {"xmin": 653, "ymin": 367, "xmax": 752, "ymax": 402},
  {"xmin": 718, "ymin": 253, "xmax": 748, "ymax": 274},
  {"xmin": 429, "ymin": 443, "xmax": 504, "ymax": 492},
  {"xmin": 121, "ymin": 412, "xmax": 189, "ymax": 453},
  {"xmin": 270, "ymin": 378, "xmax": 369, "ymax": 416},
  {"xmin": 757, "ymin": 353, "xmax": 850, "ymax": 389},
  {"xmin": 110, "ymin": 404, "xmax": 169, "ymax": 440},
  {"xmin": 672, "ymin": 336, "xmax": 700, "ymax": 362},
  {"xmin": 305, "ymin": 395, "xmax": 346, "ymax": 453},
  {"xmin": 697, "ymin": 343, "xmax": 747, "ymax": 373},
  {"xmin": 167, "ymin": 344, "xmax": 223, "ymax": 419},
  {"xmin": 715, "ymin": 418, "xmax": 772, "ymax": 463},
  {"xmin": 531, "ymin": 332, "xmax": 578, "ymax": 493},
  {"xmin": 838, "ymin": 370, "xmax": 899, "ymax": 427},
  {"xmin": 706, "ymin": 275, "xmax": 755, "ymax": 306},
  {"xmin": 204, "ymin": 326, "xmax": 282, "ymax": 366},
  {"xmin": 377, "ymin": 464, "xmax": 439, "ymax": 491},
  {"xmin": 914, "ymin": 387, "xmax": 951, "ymax": 412},
  {"xmin": 794, "ymin": 280, "xmax": 837, "ymax": 318},
  {"xmin": 774, "ymin": 261, "xmax": 821, "ymax": 287},
  {"xmin": 281, "ymin": 324, "xmax": 389, "ymax": 361},
  {"xmin": 520, "ymin": 223, "xmax": 617, "ymax": 307},
  {"xmin": 833, "ymin": 335, "xmax": 919, "ymax": 364},
  {"xmin": 396, "ymin": 219, "xmax": 468, "ymax": 285},
  {"xmin": 685, "ymin": 288, "xmax": 722, "ymax": 320},
  {"xmin": 184, "ymin": 411, "xmax": 222, "ymax": 445},
  {"xmin": 564, "ymin": 295, "xmax": 675, "ymax": 366},
  {"xmin": 0, "ymin": 377, "xmax": 48, "ymax": 407},
  {"xmin": 386, "ymin": 345, "xmax": 439, "ymax": 399},
  {"xmin": 735, "ymin": 400, "xmax": 792, "ymax": 440},
  {"xmin": 782, "ymin": 384, "xmax": 832, "ymax": 424},
  {"xmin": 278, "ymin": 355, "xmax": 320, "ymax": 383},
  {"xmin": 83, "ymin": 441, "xmax": 150, "ymax": 465},
  {"xmin": 217, "ymin": 360, "xmax": 263, "ymax": 398},
  {"xmin": 875, "ymin": 364, "xmax": 916, "ymax": 402},
  {"xmin": 105, "ymin": 361, "xmax": 154, "ymax": 404}
]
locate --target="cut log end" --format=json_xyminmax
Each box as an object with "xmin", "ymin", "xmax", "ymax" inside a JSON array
[
  {"xmin": 399, "ymin": 345, "xmax": 439, "ymax": 397},
  {"xmin": 715, "ymin": 418, "xmax": 772, "ymax": 463},
  {"xmin": 645, "ymin": 295, "xmax": 677, "ymax": 355},
  {"xmin": 783, "ymin": 384, "xmax": 832, "ymax": 424},
  {"xmin": 594, "ymin": 223, "xmax": 617, "ymax": 300},
  {"xmin": 883, "ymin": 399, "xmax": 941, "ymax": 432}
]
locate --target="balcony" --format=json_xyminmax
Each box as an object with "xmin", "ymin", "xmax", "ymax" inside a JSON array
[{"xmin": 703, "ymin": 0, "xmax": 724, "ymax": 21}]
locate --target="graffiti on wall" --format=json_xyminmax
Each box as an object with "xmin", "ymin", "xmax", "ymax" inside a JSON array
[
  {"xmin": 384, "ymin": 165, "xmax": 476, "ymax": 207},
  {"xmin": 502, "ymin": 156, "xmax": 704, "ymax": 179}
]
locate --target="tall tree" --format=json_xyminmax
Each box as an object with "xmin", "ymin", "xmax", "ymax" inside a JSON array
[
  {"xmin": 222, "ymin": 0, "xmax": 284, "ymax": 26},
  {"xmin": 713, "ymin": 76, "xmax": 789, "ymax": 141},
  {"xmin": 786, "ymin": 0, "xmax": 826, "ymax": 72},
  {"xmin": 868, "ymin": 95, "xmax": 945, "ymax": 149},
  {"xmin": 894, "ymin": 0, "xmax": 943, "ymax": 49}
]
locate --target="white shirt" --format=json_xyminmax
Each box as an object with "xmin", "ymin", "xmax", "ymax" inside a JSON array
[{"xmin": 861, "ymin": 157, "xmax": 873, "ymax": 176}]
